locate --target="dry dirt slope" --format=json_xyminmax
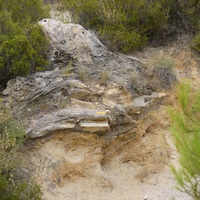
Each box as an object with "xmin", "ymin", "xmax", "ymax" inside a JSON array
[{"xmin": 21, "ymin": 35, "xmax": 199, "ymax": 200}]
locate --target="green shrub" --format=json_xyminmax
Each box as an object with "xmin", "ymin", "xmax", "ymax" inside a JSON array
[
  {"xmin": 169, "ymin": 82, "xmax": 200, "ymax": 199},
  {"xmin": 0, "ymin": 103, "xmax": 42, "ymax": 200},
  {"xmin": 0, "ymin": 11, "xmax": 20, "ymax": 42},
  {"xmin": 0, "ymin": 0, "xmax": 50, "ymax": 88},
  {"xmin": 191, "ymin": 32, "xmax": 200, "ymax": 53},
  {"xmin": 152, "ymin": 57, "xmax": 174, "ymax": 70},
  {"xmin": 27, "ymin": 24, "xmax": 50, "ymax": 72},
  {"xmin": 99, "ymin": 25, "xmax": 148, "ymax": 52},
  {"xmin": 61, "ymin": 0, "xmax": 200, "ymax": 52},
  {"xmin": 0, "ymin": 35, "xmax": 33, "ymax": 78},
  {"xmin": 61, "ymin": 0, "xmax": 169, "ymax": 52},
  {"xmin": 0, "ymin": 25, "xmax": 49, "ymax": 87},
  {"xmin": 2, "ymin": 0, "xmax": 50, "ymax": 25}
]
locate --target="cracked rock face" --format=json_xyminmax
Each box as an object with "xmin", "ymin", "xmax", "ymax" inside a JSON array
[
  {"xmin": 2, "ymin": 68, "xmax": 165, "ymax": 139},
  {"xmin": 27, "ymin": 109, "xmax": 112, "ymax": 138},
  {"xmin": 2, "ymin": 18, "xmax": 166, "ymax": 140},
  {"xmin": 38, "ymin": 19, "xmax": 141, "ymax": 84},
  {"xmin": 1, "ymin": 17, "xmax": 173, "ymax": 200}
]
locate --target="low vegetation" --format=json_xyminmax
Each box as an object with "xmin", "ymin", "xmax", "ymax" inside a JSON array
[
  {"xmin": 78, "ymin": 66, "xmax": 87, "ymax": 82},
  {"xmin": 100, "ymin": 70, "xmax": 109, "ymax": 85},
  {"xmin": 0, "ymin": 102, "xmax": 42, "ymax": 200},
  {"xmin": 151, "ymin": 57, "xmax": 177, "ymax": 90},
  {"xmin": 0, "ymin": 0, "xmax": 50, "ymax": 88},
  {"xmin": 169, "ymin": 82, "xmax": 200, "ymax": 199},
  {"xmin": 61, "ymin": 0, "xmax": 200, "ymax": 53},
  {"xmin": 191, "ymin": 33, "xmax": 200, "ymax": 53}
]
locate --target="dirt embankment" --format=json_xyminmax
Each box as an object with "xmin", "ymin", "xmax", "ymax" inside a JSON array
[{"xmin": 19, "ymin": 35, "xmax": 199, "ymax": 200}]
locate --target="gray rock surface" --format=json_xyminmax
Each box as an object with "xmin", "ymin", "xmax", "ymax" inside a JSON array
[
  {"xmin": 2, "ymin": 69, "xmax": 98, "ymax": 112},
  {"xmin": 27, "ymin": 109, "xmax": 111, "ymax": 138},
  {"xmin": 1, "ymin": 19, "xmax": 166, "ymax": 139},
  {"xmin": 2, "ymin": 69, "xmax": 165, "ymax": 139},
  {"xmin": 38, "ymin": 19, "xmax": 141, "ymax": 83}
]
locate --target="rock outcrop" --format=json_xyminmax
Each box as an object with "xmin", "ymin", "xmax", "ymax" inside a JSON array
[
  {"xmin": 38, "ymin": 19, "xmax": 142, "ymax": 84},
  {"xmin": 2, "ymin": 68, "xmax": 165, "ymax": 140},
  {"xmin": 1, "ymin": 17, "xmax": 174, "ymax": 200},
  {"xmin": 27, "ymin": 109, "xmax": 112, "ymax": 138}
]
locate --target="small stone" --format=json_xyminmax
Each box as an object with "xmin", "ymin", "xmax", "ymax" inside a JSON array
[
  {"xmin": 47, "ymin": 182, "xmax": 56, "ymax": 192},
  {"xmin": 144, "ymin": 195, "xmax": 149, "ymax": 200}
]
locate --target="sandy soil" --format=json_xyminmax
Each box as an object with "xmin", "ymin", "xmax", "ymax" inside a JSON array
[
  {"xmin": 38, "ymin": 133, "xmax": 192, "ymax": 200},
  {"xmin": 23, "ymin": 122, "xmax": 192, "ymax": 200}
]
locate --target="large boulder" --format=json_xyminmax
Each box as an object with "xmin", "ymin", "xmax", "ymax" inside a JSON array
[
  {"xmin": 38, "ymin": 19, "xmax": 141, "ymax": 84},
  {"xmin": 2, "ymin": 19, "xmax": 166, "ymax": 139}
]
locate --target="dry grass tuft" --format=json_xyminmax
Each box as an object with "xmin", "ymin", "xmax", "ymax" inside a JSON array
[
  {"xmin": 78, "ymin": 66, "xmax": 86, "ymax": 82},
  {"xmin": 100, "ymin": 70, "xmax": 109, "ymax": 84},
  {"xmin": 149, "ymin": 57, "xmax": 177, "ymax": 91}
]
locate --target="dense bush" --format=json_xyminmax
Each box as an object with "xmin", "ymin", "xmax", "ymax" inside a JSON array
[
  {"xmin": 62, "ymin": 0, "xmax": 169, "ymax": 52},
  {"xmin": 3, "ymin": 0, "xmax": 49, "ymax": 25},
  {"xmin": 191, "ymin": 33, "xmax": 200, "ymax": 52},
  {"xmin": 169, "ymin": 82, "xmax": 200, "ymax": 199},
  {"xmin": 0, "ymin": 0, "xmax": 50, "ymax": 88},
  {"xmin": 167, "ymin": 0, "xmax": 200, "ymax": 53},
  {"xmin": 0, "ymin": 102, "xmax": 42, "ymax": 200},
  {"xmin": 61, "ymin": 0, "xmax": 200, "ymax": 53}
]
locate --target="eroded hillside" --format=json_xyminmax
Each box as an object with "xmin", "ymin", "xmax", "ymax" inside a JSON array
[{"xmin": 2, "ymin": 17, "xmax": 199, "ymax": 200}]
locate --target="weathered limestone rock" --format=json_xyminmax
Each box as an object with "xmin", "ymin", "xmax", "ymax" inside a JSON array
[
  {"xmin": 0, "ymin": 17, "xmax": 169, "ymax": 141},
  {"xmin": 27, "ymin": 109, "xmax": 112, "ymax": 138},
  {"xmin": 79, "ymin": 121, "xmax": 110, "ymax": 134},
  {"xmin": 132, "ymin": 92, "xmax": 166, "ymax": 108},
  {"xmin": 1, "ymin": 69, "xmax": 101, "ymax": 114},
  {"xmin": 67, "ymin": 80, "xmax": 90, "ymax": 101},
  {"xmin": 2, "ymin": 68, "xmax": 166, "ymax": 139},
  {"xmin": 38, "ymin": 19, "xmax": 141, "ymax": 83}
]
